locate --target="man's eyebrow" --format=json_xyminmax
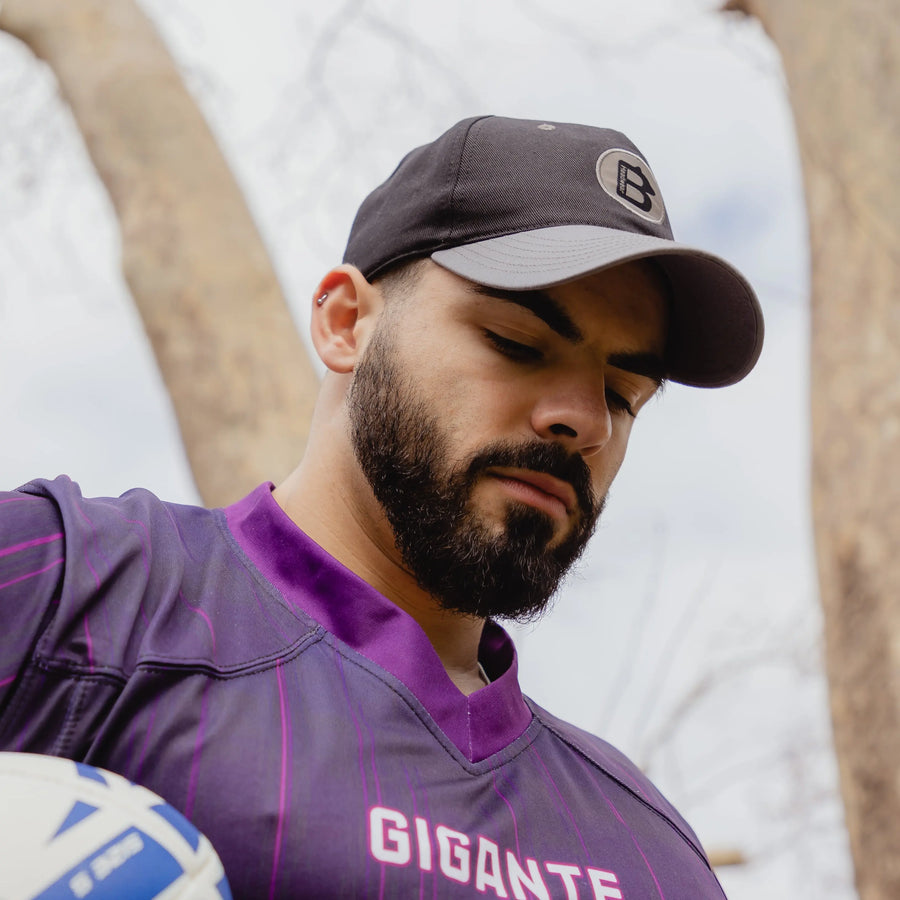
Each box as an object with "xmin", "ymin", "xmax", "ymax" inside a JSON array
[
  {"xmin": 607, "ymin": 352, "xmax": 667, "ymax": 389},
  {"xmin": 468, "ymin": 285, "xmax": 583, "ymax": 343},
  {"xmin": 469, "ymin": 284, "xmax": 667, "ymax": 388}
]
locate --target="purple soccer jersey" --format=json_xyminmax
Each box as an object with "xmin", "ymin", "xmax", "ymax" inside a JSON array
[{"xmin": 0, "ymin": 478, "xmax": 726, "ymax": 899}]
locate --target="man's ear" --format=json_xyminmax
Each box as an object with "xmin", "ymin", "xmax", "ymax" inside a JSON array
[{"xmin": 310, "ymin": 265, "xmax": 384, "ymax": 374}]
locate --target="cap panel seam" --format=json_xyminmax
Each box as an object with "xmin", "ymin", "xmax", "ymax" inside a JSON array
[{"xmin": 446, "ymin": 115, "xmax": 490, "ymax": 246}]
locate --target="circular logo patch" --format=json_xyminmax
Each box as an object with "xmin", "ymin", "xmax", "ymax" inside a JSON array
[{"xmin": 595, "ymin": 149, "xmax": 666, "ymax": 224}]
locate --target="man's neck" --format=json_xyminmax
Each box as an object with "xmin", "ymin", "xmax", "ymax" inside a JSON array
[{"xmin": 274, "ymin": 455, "xmax": 487, "ymax": 696}]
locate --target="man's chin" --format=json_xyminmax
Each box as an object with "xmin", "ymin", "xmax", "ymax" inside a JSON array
[{"xmin": 468, "ymin": 494, "xmax": 573, "ymax": 549}]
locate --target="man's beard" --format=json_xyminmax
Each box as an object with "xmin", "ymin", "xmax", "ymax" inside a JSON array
[{"xmin": 347, "ymin": 326, "xmax": 603, "ymax": 622}]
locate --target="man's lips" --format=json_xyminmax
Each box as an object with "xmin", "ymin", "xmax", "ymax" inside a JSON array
[{"xmin": 486, "ymin": 467, "xmax": 578, "ymax": 520}]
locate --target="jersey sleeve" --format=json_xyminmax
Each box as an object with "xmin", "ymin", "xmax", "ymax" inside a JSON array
[
  {"xmin": 0, "ymin": 476, "xmax": 184, "ymax": 756},
  {"xmin": 0, "ymin": 487, "xmax": 67, "ymax": 708}
]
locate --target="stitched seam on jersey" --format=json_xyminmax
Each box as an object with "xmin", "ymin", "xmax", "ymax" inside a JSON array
[
  {"xmin": 0, "ymin": 584, "xmax": 62, "ymax": 724},
  {"xmin": 535, "ymin": 714, "xmax": 712, "ymax": 869},
  {"xmin": 16, "ymin": 488, "xmax": 72, "ymax": 678},
  {"xmin": 32, "ymin": 658, "xmax": 128, "ymax": 684},
  {"xmin": 32, "ymin": 627, "xmax": 326, "ymax": 681},
  {"xmin": 135, "ymin": 627, "xmax": 327, "ymax": 679},
  {"xmin": 0, "ymin": 667, "xmax": 125, "ymax": 755},
  {"xmin": 324, "ymin": 632, "xmax": 541, "ymax": 775},
  {"xmin": 51, "ymin": 676, "xmax": 89, "ymax": 757}
]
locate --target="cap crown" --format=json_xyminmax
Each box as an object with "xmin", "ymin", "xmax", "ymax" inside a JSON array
[{"xmin": 344, "ymin": 116, "xmax": 673, "ymax": 279}]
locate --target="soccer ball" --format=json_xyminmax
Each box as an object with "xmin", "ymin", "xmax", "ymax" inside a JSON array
[{"xmin": 0, "ymin": 752, "xmax": 232, "ymax": 899}]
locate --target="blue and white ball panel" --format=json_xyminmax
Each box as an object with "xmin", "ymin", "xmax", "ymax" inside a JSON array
[{"xmin": 0, "ymin": 753, "xmax": 231, "ymax": 900}]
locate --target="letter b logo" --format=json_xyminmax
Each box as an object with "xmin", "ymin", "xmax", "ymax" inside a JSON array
[
  {"xmin": 596, "ymin": 149, "xmax": 665, "ymax": 224},
  {"xmin": 616, "ymin": 161, "xmax": 655, "ymax": 213}
]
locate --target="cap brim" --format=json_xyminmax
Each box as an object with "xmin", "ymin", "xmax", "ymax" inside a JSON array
[{"xmin": 431, "ymin": 224, "xmax": 764, "ymax": 388}]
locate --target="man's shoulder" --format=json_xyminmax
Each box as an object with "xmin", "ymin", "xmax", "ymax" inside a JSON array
[
  {"xmin": 526, "ymin": 696, "xmax": 708, "ymax": 858},
  {"xmin": 13, "ymin": 475, "xmax": 237, "ymax": 567},
  {"xmin": 16, "ymin": 475, "xmax": 205, "ymax": 522},
  {"xmin": 9, "ymin": 477, "xmax": 316, "ymax": 674}
]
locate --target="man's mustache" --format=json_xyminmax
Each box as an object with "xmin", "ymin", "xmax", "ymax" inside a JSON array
[{"xmin": 463, "ymin": 441, "xmax": 597, "ymax": 520}]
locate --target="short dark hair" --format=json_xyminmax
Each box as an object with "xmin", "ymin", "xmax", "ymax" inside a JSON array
[{"xmin": 372, "ymin": 258, "xmax": 428, "ymax": 303}]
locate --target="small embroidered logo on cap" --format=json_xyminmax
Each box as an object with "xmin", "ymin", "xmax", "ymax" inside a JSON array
[{"xmin": 595, "ymin": 149, "xmax": 666, "ymax": 224}]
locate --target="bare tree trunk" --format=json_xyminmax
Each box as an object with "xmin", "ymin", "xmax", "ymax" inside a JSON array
[
  {"xmin": 724, "ymin": 1, "xmax": 900, "ymax": 896},
  {"xmin": 0, "ymin": 0, "xmax": 319, "ymax": 507}
]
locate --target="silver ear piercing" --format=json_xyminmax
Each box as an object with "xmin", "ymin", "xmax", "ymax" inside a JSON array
[{"xmin": 315, "ymin": 292, "xmax": 328, "ymax": 307}]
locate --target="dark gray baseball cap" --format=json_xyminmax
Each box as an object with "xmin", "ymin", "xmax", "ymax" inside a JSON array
[{"xmin": 343, "ymin": 115, "xmax": 764, "ymax": 387}]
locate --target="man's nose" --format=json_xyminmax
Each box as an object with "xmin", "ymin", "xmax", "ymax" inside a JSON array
[{"xmin": 529, "ymin": 378, "xmax": 614, "ymax": 457}]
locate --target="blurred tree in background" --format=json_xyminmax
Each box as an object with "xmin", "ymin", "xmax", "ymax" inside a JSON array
[
  {"xmin": 725, "ymin": 1, "xmax": 900, "ymax": 896},
  {"xmin": 0, "ymin": 0, "xmax": 318, "ymax": 508}
]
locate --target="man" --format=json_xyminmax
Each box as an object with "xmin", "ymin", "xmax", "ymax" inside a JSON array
[{"xmin": 0, "ymin": 116, "xmax": 763, "ymax": 898}]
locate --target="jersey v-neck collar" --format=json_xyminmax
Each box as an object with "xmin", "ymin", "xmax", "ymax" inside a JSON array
[{"xmin": 225, "ymin": 483, "xmax": 533, "ymax": 763}]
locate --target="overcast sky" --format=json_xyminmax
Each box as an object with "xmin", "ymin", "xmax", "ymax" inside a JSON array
[{"xmin": 0, "ymin": 1, "xmax": 856, "ymax": 896}]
